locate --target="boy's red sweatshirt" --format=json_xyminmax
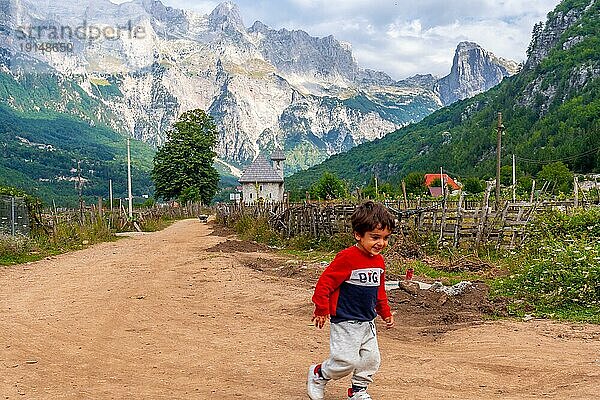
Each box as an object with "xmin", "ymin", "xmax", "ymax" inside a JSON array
[{"xmin": 312, "ymin": 245, "xmax": 392, "ymax": 323}]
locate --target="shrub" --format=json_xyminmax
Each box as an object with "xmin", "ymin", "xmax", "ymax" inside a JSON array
[
  {"xmin": 462, "ymin": 177, "xmax": 485, "ymax": 194},
  {"xmin": 493, "ymin": 208, "xmax": 600, "ymax": 322},
  {"xmin": 0, "ymin": 234, "xmax": 33, "ymax": 263},
  {"xmin": 234, "ymin": 216, "xmax": 281, "ymax": 246}
]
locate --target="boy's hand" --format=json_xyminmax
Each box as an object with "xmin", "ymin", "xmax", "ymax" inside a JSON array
[
  {"xmin": 383, "ymin": 315, "xmax": 395, "ymax": 329},
  {"xmin": 312, "ymin": 314, "xmax": 329, "ymax": 329}
]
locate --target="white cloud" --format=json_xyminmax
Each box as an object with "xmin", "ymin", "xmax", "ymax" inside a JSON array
[{"xmin": 386, "ymin": 20, "xmax": 423, "ymax": 39}]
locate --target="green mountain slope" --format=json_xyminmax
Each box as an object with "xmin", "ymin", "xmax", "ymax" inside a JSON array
[
  {"xmin": 0, "ymin": 105, "xmax": 155, "ymax": 206},
  {"xmin": 0, "ymin": 58, "xmax": 156, "ymax": 206},
  {"xmin": 0, "ymin": 61, "xmax": 125, "ymax": 132},
  {"xmin": 0, "ymin": 67, "xmax": 237, "ymax": 206},
  {"xmin": 286, "ymin": 0, "xmax": 600, "ymax": 195}
]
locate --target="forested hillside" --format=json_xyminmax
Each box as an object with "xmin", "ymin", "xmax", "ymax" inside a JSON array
[
  {"xmin": 0, "ymin": 105, "xmax": 155, "ymax": 206},
  {"xmin": 287, "ymin": 0, "xmax": 600, "ymax": 195}
]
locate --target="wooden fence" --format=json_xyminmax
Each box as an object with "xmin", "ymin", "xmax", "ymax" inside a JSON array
[
  {"xmin": 216, "ymin": 196, "xmax": 597, "ymax": 249},
  {"xmin": 37, "ymin": 202, "xmax": 205, "ymax": 234}
]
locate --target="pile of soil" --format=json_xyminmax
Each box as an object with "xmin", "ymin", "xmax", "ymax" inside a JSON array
[
  {"xmin": 387, "ymin": 281, "xmax": 508, "ymax": 337},
  {"xmin": 244, "ymin": 257, "xmax": 324, "ymax": 283},
  {"xmin": 207, "ymin": 221, "xmax": 236, "ymax": 237}
]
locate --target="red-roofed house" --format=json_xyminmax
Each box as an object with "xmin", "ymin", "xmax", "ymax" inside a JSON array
[
  {"xmin": 424, "ymin": 174, "xmax": 461, "ymax": 189},
  {"xmin": 424, "ymin": 173, "xmax": 461, "ymax": 197}
]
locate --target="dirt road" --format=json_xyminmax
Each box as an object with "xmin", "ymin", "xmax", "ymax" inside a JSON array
[{"xmin": 1, "ymin": 219, "xmax": 599, "ymax": 399}]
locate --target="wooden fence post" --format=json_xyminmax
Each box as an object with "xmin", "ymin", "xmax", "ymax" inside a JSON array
[
  {"xmin": 402, "ymin": 180, "xmax": 408, "ymax": 210},
  {"xmin": 496, "ymin": 201, "xmax": 511, "ymax": 249},
  {"xmin": 475, "ymin": 182, "xmax": 493, "ymax": 247},
  {"xmin": 574, "ymin": 176, "xmax": 579, "ymax": 208},
  {"xmin": 98, "ymin": 197, "xmax": 103, "ymax": 219},
  {"xmin": 453, "ymin": 192, "xmax": 464, "ymax": 248},
  {"xmin": 438, "ymin": 200, "xmax": 448, "ymax": 245}
]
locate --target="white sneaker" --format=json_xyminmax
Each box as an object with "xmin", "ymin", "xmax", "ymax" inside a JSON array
[
  {"xmin": 307, "ymin": 364, "xmax": 327, "ymax": 400},
  {"xmin": 348, "ymin": 388, "xmax": 372, "ymax": 400}
]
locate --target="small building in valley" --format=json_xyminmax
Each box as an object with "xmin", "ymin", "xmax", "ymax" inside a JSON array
[
  {"xmin": 238, "ymin": 149, "xmax": 285, "ymax": 204},
  {"xmin": 425, "ymin": 173, "xmax": 461, "ymax": 197}
]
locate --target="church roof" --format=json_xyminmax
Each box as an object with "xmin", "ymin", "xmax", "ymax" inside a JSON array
[
  {"xmin": 270, "ymin": 148, "xmax": 285, "ymax": 161},
  {"xmin": 239, "ymin": 154, "xmax": 283, "ymax": 183}
]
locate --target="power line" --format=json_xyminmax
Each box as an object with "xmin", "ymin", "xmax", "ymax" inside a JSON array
[{"xmin": 515, "ymin": 146, "xmax": 600, "ymax": 164}]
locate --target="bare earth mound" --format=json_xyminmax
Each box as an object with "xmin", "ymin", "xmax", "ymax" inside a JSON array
[{"xmin": 1, "ymin": 219, "xmax": 599, "ymax": 399}]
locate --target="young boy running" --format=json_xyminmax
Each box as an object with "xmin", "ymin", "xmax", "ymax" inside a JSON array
[{"xmin": 307, "ymin": 201, "xmax": 395, "ymax": 400}]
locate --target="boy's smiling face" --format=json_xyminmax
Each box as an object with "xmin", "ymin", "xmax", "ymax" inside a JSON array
[{"xmin": 354, "ymin": 225, "xmax": 392, "ymax": 256}]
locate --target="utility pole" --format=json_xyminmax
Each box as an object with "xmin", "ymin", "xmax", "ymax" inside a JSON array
[
  {"xmin": 495, "ymin": 112, "xmax": 504, "ymax": 209},
  {"xmin": 512, "ymin": 154, "xmax": 516, "ymax": 202},
  {"xmin": 127, "ymin": 138, "xmax": 133, "ymax": 218},
  {"xmin": 440, "ymin": 166, "xmax": 444, "ymax": 198},
  {"xmin": 109, "ymin": 179, "xmax": 113, "ymax": 212},
  {"xmin": 77, "ymin": 159, "xmax": 83, "ymax": 223}
]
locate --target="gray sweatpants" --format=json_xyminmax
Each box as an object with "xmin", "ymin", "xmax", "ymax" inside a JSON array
[{"xmin": 321, "ymin": 320, "xmax": 381, "ymax": 388}]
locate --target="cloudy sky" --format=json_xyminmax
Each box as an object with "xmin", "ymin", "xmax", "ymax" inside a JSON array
[{"xmin": 112, "ymin": 0, "xmax": 561, "ymax": 79}]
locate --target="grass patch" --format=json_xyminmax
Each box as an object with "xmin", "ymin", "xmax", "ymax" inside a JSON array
[
  {"xmin": 386, "ymin": 259, "xmax": 483, "ymax": 285},
  {"xmin": 1, "ymin": 219, "xmax": 118, "ymax": 266},
  {"xmin": 138, "ymin": 215, "xmax": 179, "ymax": 232},
  {"xmin": 233, "ymin": 216, "xmax": 282, "ymax": 246},
  {"xmin": 278, "ymin": 247, "xmax": 337, "ymax": 264},
  {"xmin": 0, "ymin": 234, "xmax": 38, "ymax": 265},
  {"xmin": 0, "ymin": 211, "xmax": 198, "ymax": 266}
]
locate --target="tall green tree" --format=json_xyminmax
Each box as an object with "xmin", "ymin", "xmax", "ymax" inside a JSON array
[
  {"xmin": 462, "ymin": 177, "xmax": 485, "ymax": 194},
  {"xmin": 537, "ymin": 161, "xmax": 574, "ymax": 195},
  {"xmin": 152, "ymin": 109, "xmax": 219, "ymax": 204},
  {"xmin": 310, "ymin": 171, "xmax": 348, "ymax": 200},
  {"xmin": 403, "ymin": 172, "xmax": 426, "ymax": 196}
]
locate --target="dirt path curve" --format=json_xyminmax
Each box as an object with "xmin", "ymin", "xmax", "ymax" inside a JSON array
[{"xmin": 1, "ymin": 219, "xmax": 599, "ymax": 399}]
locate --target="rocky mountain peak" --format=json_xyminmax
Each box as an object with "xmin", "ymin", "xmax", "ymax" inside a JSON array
[
  {"xmin": 16, "ymin": 0, "xmax": 117, "ymax": 22},
  {"xmin": 358, "ymin": 69, "xmax": 395, "ymax": 86},
  {"xmin": 136, "ymin": 0, "xmax": 185, "ymax": 23},
  {"xmin": 517, "ymin": 0, "xmax": 598, "ymax": 114},
  {"xmin": 456, "ymin": 41, "xmax": 480, "ymax": 52},
  {"xmin": 253, "ymin": 26, "xmax": 359, "ymax": 85},
  {"xmin": 208, "ymin": 1, "xmax": 245, "ymax": 32},
  {"xmin": 249, "ymin": 20, "xmax": 269, "ymax": 34},
  {"xmin": 435, "ymin": 41, "xmax": 518, "ymax": 105},
  {"xmin": 397, "ymin": 74, "xmax": 438, "ymax": 90}
]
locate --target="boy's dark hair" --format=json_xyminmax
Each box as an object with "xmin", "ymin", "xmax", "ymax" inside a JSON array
[{"xmin": 351, "ymin": 201, "xmax": 396, "ymax": 235}]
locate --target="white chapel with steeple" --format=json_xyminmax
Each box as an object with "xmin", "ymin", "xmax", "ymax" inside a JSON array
[{"xmin": 238, "ymin": 148, "xmax": 286, "ymax": 204}]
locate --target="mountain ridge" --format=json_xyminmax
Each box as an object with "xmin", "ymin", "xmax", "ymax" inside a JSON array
[
  {"xmin": 286, "ymin": 0, "xmax": 600, "ymax": 196},
  {"xmin": 0, "ymin": 0, "xmax": 525, "ymax": 203},
  {"xmin": 1, "ymin": 0, "xmax": 516, "ymax": 174}
]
